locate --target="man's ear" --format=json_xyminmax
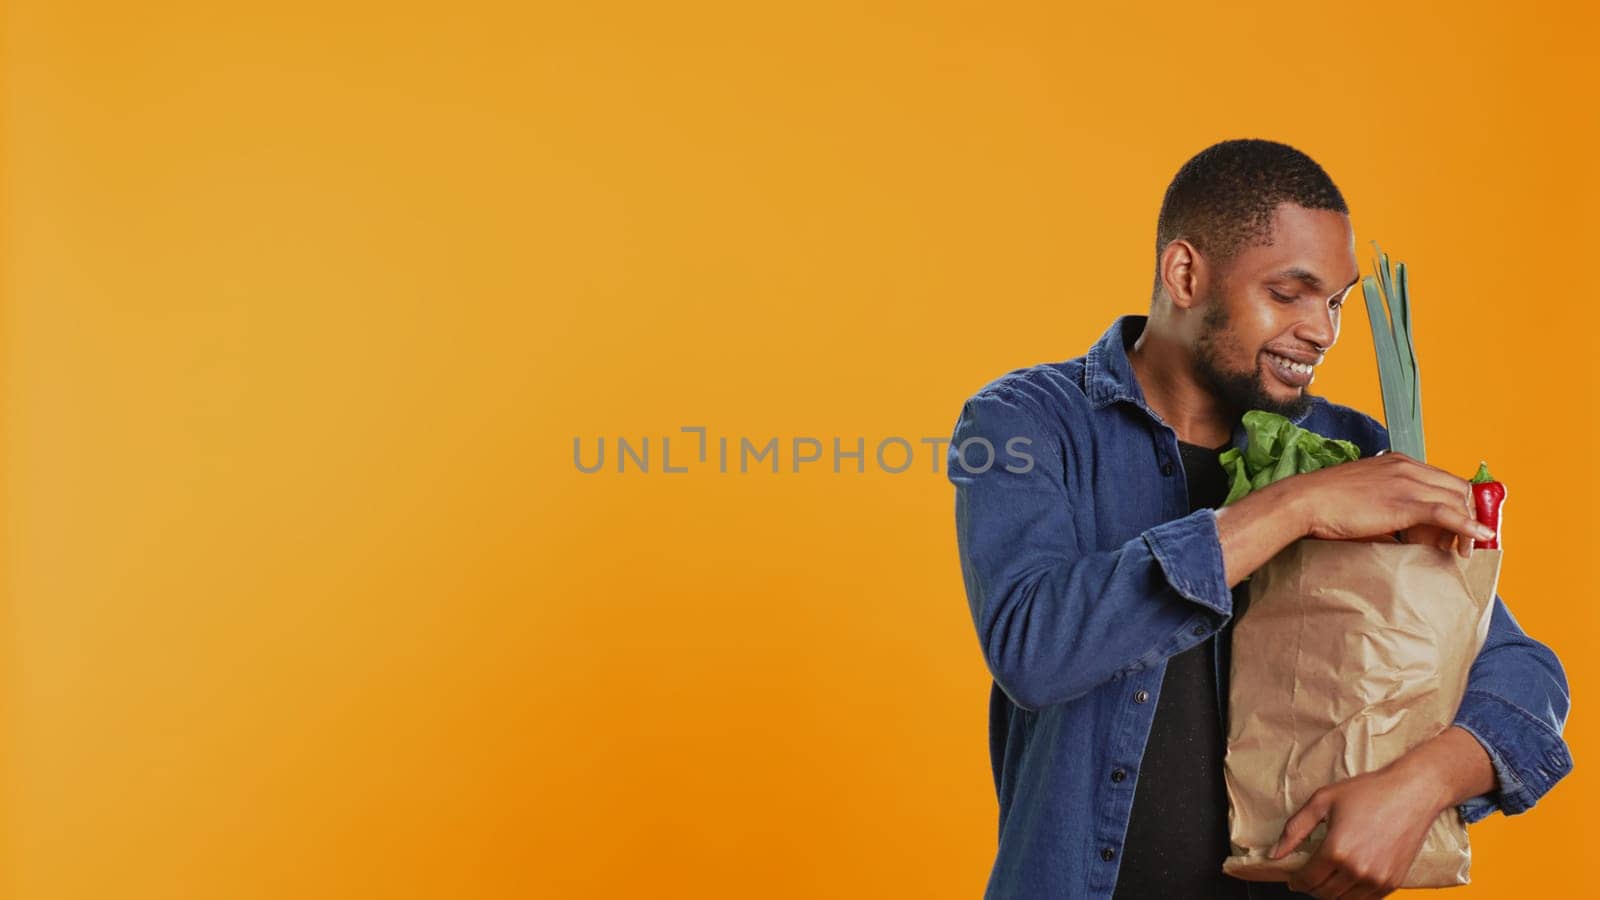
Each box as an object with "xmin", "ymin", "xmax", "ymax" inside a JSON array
[{"xmin": 1158, "ymin": 239, "xmax": 1207, "ymax": 310}]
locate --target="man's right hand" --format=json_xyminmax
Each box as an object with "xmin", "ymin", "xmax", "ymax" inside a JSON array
[
  {"xmin": 1286, "ymin": 452, "xmax": 1493, "ymax": 556},
  {"xmin": 1217, "ymin": 451, "xmax": 1495, "ymax": 588}
]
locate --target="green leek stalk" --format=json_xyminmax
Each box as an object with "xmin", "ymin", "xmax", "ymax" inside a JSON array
[{"xmin": 1362, "ymin": 242, "xmax": 1425, "ymax": 461}]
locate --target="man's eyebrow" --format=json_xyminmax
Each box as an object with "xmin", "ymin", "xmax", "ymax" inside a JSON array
[
  {"xmin": 1273, "ymin": 267, "xmax": 1325, "ymax": 289},
  {"xmin": 1273, "ymin": 267, "xmax": 1361, "ymax": 295}
]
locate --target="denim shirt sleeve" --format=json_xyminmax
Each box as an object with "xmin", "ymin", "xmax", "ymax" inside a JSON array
[
  {"xmin": 948, "ymin": 389, "xmax": 1233, "ymax": 711},
  {"xmin": 1450, "ymin": 594, "xmax": 1574, "ymax": 823}
]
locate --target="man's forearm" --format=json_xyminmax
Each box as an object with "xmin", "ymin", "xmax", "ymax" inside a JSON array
[
  {"xmin": 1213, "ymin": 478, "xmax": 1309, "ymax": 588},
  {"xmin": 1388, "ymin": 726, "xmax": 1498, "ymax": 813}
]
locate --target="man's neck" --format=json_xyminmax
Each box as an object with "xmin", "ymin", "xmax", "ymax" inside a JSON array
[{"xmin": 1128, "ymin": 326, "xmax": 1236, "ymax": 448}]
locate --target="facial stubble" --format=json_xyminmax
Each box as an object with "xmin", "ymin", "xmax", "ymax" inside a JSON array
[{"xmin": 1192, "ymin": 296, "xmax": 1316, "ymax": 422}]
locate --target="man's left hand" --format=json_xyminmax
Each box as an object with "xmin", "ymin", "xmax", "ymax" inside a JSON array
[{"xmin": 1269, "ymin": 762, "xmax": 1447, "ymax": 899}]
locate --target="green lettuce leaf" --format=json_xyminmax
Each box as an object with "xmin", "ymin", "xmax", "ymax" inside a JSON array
[{"xmin": 1219, "ymin": 410, "xmax": 1361, "ymax": 504}]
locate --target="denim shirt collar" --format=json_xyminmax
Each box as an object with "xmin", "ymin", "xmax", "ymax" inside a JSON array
[
  {"xmin": 1082, "ymin": 314, "xmax": 1317, "ymax": 450},
  {"xmin": 1083, "ymin": 315, "xmax": 1156, "ymax": 412}
]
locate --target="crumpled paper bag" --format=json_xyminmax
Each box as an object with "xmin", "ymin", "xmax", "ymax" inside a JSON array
[{"xmin": 1221, "ymin": 539, "xmax": 1501, "ymax": 887}]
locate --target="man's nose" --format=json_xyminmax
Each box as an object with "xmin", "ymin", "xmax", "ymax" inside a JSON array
[{"xmin": 1297, "ymin": 303, "xmax": 1338, "ymax": 353}]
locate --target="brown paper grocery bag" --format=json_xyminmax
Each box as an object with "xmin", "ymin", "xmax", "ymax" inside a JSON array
[{"xmin": 1221, "ymin": 539, "xmax": 1501, "ymax": 887}]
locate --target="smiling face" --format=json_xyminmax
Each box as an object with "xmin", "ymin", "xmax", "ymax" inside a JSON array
[{"xmin": 1190, "ymin": 203, "xmax": 1362, "ymax": 420}]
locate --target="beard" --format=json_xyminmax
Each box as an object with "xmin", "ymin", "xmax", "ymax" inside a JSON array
[{"xmin": 1192, "ymin": 297, "xmax": 1316, "ymax": 421}]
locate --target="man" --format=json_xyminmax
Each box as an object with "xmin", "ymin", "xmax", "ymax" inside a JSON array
[{"xmin": 946, "ymin": 139, "xmax": 1572, "ymax": 900}]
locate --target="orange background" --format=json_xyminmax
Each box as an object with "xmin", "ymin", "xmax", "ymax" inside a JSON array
[{"xmin": 2, "ymin": 2, "xmax": 1595, "ymax": 898}]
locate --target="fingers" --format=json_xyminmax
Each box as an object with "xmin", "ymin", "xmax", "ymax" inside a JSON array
[
  {"xmin": 1387, "ymin": 457, "xmax": 1481, "ymax": 535},
  {"xmin": 1289, "ymin": 844, "xmax": 1390, "ymax": 899},
  {"xmin": 1320, "ymin": 867, "xmax": 1393, "ymax": 900},
  {"xmin": 1286, "ymin": 848, "xmax": 1340, "ymax": 896},
  {"xmin": 1328, "ymin": 454, "xmax": 1488, "ymax": 549},
  {"xmin": 1393, "ymin": 476, "xmax": 1488, "ymax": 548},
  {"xmin": 1314, "ymin": 869, "xmax": 1360, "ymax": 900},
  {"xmin": 1413, "ymin": 524, "xmax": 1455, "ymax": 551},
  {"xmin": 1271, "ymin": 789, "xmax": 1330, "ymax": 859},
  {"xmin": 1335, "ymin": 872, "xmax": 1394, "ymax": 900},
  {"xmin": 1458, "ymin": 478, "xmax": 1482, "ymax": 558},
  {"xmin": 1423, "ymin": 501, "xmax": 1493, "ymax": 547},
  {"xmin": 1277, "ymin": 786, "xmax": 1391, "ymax": 898},
  {"xmin": 1382, "ymin": 451, "xmax": 1470, "ymax": 494}
]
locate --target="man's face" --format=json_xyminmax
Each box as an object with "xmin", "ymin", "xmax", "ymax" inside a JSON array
[{"xmin": 1191, "ymin": 203, "xmax": 1361, "ymax": 420}]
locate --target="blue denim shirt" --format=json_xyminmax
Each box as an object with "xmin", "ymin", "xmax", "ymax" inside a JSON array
[{"xmin": 947, "ymin": 315, "xmax": 1573, "ymax": 900}]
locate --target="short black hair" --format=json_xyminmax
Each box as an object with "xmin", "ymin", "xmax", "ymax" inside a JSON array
[{"xmin": 1153, "ymin": 139, "xmax": 1348, "ymax": 296}]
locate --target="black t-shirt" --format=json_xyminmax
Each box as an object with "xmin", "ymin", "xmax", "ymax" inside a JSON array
[{"xmin": 1112, "ymin": 439, "xmax": 1249, "ymax": 900}]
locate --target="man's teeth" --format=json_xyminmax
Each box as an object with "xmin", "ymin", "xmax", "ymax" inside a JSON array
[{"xmin": 1268, "ymin": 353, "xmax": 1314, "ymax": 375}]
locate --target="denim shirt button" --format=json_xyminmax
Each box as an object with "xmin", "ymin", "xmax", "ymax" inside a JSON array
[
  {"xmin": 1160, "ymin": 461, "xmax": 1175, "ymax": 476},
  {"xmin": 1111, "ymin": 768, "xmax": 1127, "ymax": 783},
  {"xmin": 1133, "ymin": 689, "xmax": 1150, "ymax": 704},
  {"xmin": 1101, "ymin": 847, "xmax": 1116, "ymax": 861},
  {"xmin": 1191, "ymin": 623, "xmax": 1207, "ymax": 636}
]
